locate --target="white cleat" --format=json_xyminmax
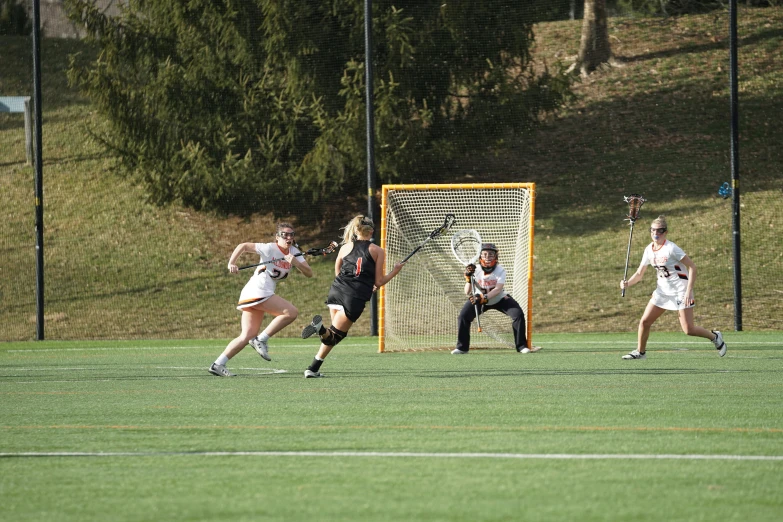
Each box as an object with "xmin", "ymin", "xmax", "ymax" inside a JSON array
[
  {"xmin": 712, "ymin": 330, "xmax": 727, "ymax": 357},
  {"xmin": 622, "ymin": 350, "xmax": 646, "ymax": 360},
  {"xmin": 518, "ymin": 346, "xmax": 542, "ymax": 354},
  {"xmin": 451, "ymin": 349, "xmax": 468, "ymax": 355},
  {"xmin": 208, "ymin": 363, "xmax": 235, "ymax": 377},
  {"xmin": 249, "ymin": 337, "xmax": 271, "ymax": 361}
]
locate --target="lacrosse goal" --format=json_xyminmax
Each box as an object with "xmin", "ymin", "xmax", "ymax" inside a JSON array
[{"xmin": 379, "ymin": 183, "xmax": 536, "ymax": 352}]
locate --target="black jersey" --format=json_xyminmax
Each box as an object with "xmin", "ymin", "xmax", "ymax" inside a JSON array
[{"xmin": 332, "ymin": 240, "xmax": 376, "ymax": 302}]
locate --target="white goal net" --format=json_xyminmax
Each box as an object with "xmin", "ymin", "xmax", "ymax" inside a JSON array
[{"xmin": 380, "ymin": 183, "xmax": 536, "ymax": 352}]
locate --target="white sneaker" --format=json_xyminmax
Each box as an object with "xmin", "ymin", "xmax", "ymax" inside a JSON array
[
  {"xmin": 208, "ymin": 363, "xmax": 235, "ymax": 377},
  {"xmin": 622, "ymin": 350, "xmax": 646, "ymax": 360},
  {"xmin": 301, "ymin": 315, "xmax": 324, "ymax": 339},
  {"xmin": 518, "ymin": 346, "xmax": 542, "ymax": 354},
  {"xmin": 304, "ymin": 369, "xmax": 323, "ymax": 378},
  {"xmin": 712, "ymin": 330, "xmax": 727, "ymax": 357},
  {"xmin": 249, "ymin": 337, "xmax": 271, "ymax": 361},
  {"xmin": 451, "ymin": 348, "xmax": 468, "ymax": 355}
]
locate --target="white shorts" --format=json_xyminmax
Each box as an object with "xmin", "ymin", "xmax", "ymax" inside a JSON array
[{"xmin": 650, "ymin": 288, "xmax": 694, "ymax": 311}]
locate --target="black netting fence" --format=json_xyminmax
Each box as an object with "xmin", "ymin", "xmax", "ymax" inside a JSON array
[{"xmin": 1, "ymin": 1, "xmax": 781, "ymax": 341}]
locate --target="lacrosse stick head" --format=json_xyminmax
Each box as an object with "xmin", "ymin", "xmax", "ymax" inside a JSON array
[
  {"xmin": 451, "ymin": 229, "xmax": 483, "ymax": 266},
  {"xmin": 305, "ymin": 241, "xmax": 339, "ymax": 257},
  {"xmin": 431, "ymin": 214, "xmax": 457, "ymax": 239},
  {"xmin": 623, "ymin": 194, "xmax": 646, "ymax": 224}
]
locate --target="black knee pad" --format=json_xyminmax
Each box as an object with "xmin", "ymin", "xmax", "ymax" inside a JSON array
[{"xmin": 320, "ymin": 326, "xmax": 347, "ymax": 346}]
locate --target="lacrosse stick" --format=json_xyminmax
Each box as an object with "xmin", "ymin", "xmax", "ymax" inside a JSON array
[
  {"xmin": 450, "ymin": 229, "xmax": 484, "ymax": 332},
  {"xmin": 239, "ymin": 241, "xmax": 339, "ymax": 271},
  {"xmin": 400, "ymin": 214, "xmax": 456, "ymax": 263},
  {"xmin": 621, "ymin": 194, "xmax": 646, "ymax": 297}
]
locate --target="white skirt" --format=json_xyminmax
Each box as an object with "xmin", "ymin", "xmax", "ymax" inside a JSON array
[
  {"xmin": 650, "ymin": 287, "xmax": 694, "ymax": 311},
  {"xmin": 236, "ymin": 279, "xmax": 274, "ymax": 311}
]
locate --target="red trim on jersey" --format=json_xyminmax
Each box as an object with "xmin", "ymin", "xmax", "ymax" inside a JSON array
[{"xmin": 651, "ymin": 239, "xmax": 667, "ymax": 252}]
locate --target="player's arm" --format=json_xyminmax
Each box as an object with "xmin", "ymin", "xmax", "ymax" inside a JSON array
[
  {"xmin": 678, "ymin": 255, "xmax": 697, "ymax": 298},
  {"xmin": 372, "ymin": 245, "xmax": 404, "ymax": 288},
  {"xmin": 288, "ymin": 250, "xmax": 313, "ymax": 278},
  {"xmin": 334, "ymin": 243, "xmax": 351, "ymax": 276},
  {"xmin": 484, "ymin": 282, "xmax": 504, "ymax": 301},
  {"xmin": 227, "ymin": 242, "xmax": 258, "ymax": 273},
  {"xmin": 621, "ymin": 262, "xmax": 648, "ymax": 289},
  {"xmin": 463, "ymin": 263, "xmax": 476, "ymax": 296}
]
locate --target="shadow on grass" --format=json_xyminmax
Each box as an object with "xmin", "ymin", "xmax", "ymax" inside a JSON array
[
  {"xmin": 446, "ymin": 76, "xmax": 782, "ymax": 235},
  {"xmin": 622, "ymin": 27, "xmax": 783, "ymax": 64}
]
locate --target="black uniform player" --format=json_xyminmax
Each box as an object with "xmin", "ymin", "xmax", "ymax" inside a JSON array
[{"xmin": 301, "ymin": 215, "xmax": 406, "ymax": 378}]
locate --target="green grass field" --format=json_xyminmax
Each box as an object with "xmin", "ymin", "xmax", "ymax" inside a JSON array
[{"xmin": 2, "ymin": 332, "xmax": 781, "ymax": 521}]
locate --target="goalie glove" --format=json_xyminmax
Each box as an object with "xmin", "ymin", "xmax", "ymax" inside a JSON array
[
  {"xmin": 469, "ymin": 293, "xmax": 487, "ymax": 306},
  {"xmin": 464, "ymin": 263, "xmax": 476, "ymax": 282}
]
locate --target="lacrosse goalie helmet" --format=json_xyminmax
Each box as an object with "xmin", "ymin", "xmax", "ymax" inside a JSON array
[{"xmin": 479, "ymin": 243, "xmax": 499, "ymax": 273}]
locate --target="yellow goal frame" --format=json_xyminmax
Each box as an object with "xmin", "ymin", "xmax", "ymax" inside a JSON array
[{"xmin": 379, "ymin": 183, "xmax": 536, "ymax": 353}]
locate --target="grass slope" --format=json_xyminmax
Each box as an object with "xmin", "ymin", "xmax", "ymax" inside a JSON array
[
  {"xmin": 1, "ymin": 333, "xmax": 782, "ymax": 521},
  {"xmin": 1, "ymin": 7, "xmax": 782, "ymax": 341}
]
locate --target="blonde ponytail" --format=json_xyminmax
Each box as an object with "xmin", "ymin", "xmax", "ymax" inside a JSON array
[{"xmin": 341, "ymin": 215, "xmax": 374, "ymax": 244}]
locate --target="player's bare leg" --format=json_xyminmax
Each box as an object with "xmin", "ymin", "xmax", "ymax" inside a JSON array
[
  {"xmin": 637, "ymin": 302, "xmax": 666, "ymax": 353},
  {"xmin": 257, "ymin": 294, "xmax": 299, "ymax": 336},
  {"xmin": 316, "ymin": 310, "xmax": 354, "ymax": 360},
  {"xmin": 305, "ymin": 309, "xmax": 354, "ymax": 378},
  {"xmin": 223, "ymin": 309, "xmax": 265, "ymax": 359},
  {"xmin": 678, "ymin": 307, "xmax": 716, "ymax": 340}
]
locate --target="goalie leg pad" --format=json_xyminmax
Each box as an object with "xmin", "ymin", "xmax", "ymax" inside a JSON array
[{"xmin": 320, "ymin": 326, "xmax": 347, "ymax": 346}]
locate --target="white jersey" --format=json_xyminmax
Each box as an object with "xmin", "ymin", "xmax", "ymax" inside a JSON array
[
  {"xmin": 473, "ymin": 264, "xmax": 508, "ymax": 306},
  {"xmin": 639, "ymin": 240, "xmax": 689, "ymax": 297},
  {"xmin": 237, "ymin": 242, "xmax": 301, "ymax": 309}
]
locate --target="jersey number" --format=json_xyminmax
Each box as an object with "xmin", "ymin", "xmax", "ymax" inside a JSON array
[
  {"xmin": 268, "ymin": 267, "xmax": 288, "ymax": 280},
  {"xmin": 355, "ymin": 257, "xmax": 363, "ymax": 276},
  {"xmin": 654, "ymin": 265, "xmax": 670, "ymax": 278}
]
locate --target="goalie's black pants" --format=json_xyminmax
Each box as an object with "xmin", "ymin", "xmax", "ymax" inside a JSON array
[{"xmin": 456, "ymin": 295, "xmax": 528, "ymax": 352}]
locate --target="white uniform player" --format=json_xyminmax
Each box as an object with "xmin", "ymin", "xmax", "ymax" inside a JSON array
[
  {"xmin": 638, "ymin": 240, "xmax": 692, "ymax": 310},
  {"xmin": 620, "ymin": 216, "xmax": 726, "ymax": 360},
  {"xmin": 237, "ymin": 242, "xmax": 302, "ymax": 310},
  {"xmin": 454, "ymin": 243, "xmax": 537, "ymax": 354},
  {"xmin": 472, "ymin": 264, "xmax": 508, "ymax": 306},
  {"xmin": 208, "ymin": 224, "xmax": 313, "ymax": 377}
]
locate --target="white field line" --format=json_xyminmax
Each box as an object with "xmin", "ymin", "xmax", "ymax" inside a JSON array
[
  {"xmin": 5, "ymin": 343, "xmax": 369, "ymax": 353},
  {"xmin": 4, "ymin": 367, "xmax": 287, "ymax": 373},
  {"xmin": 0, "ymin": 451, "xmax": 781, "ymax": 461},
  {"xmin": 543, "ymin": 341, "xmax": 781, "ymax": 345},
  {"xmin": 6, "ymin": 341, "xmax": 780, "ymax": 353},
  {"xmin": 5, "ymin": 367, "xmax": 288, "ymax": 383}
]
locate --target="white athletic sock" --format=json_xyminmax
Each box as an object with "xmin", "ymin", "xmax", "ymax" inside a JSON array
[
  {"xmin": 215, "ymin": 355, "xmax": 229, "ymax": 366},
  {"xmin": 258, "ymin": 332, "xmax": 271, "ymax": 342}
]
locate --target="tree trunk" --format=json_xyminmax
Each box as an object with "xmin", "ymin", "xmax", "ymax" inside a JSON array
[{"xmin": 577, "ymin": 0, "xmax": 611, "ymax": 75}]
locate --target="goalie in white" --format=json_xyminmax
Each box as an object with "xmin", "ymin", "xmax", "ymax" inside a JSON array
[{"xmin": 452, "ymin": 243, "xmax": 540, "ymax": 355}]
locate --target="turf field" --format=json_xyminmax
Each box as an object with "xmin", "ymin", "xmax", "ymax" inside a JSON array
[{"xmin": 1, "ymin": 332, "xmax": 781, "ymax": 521}]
